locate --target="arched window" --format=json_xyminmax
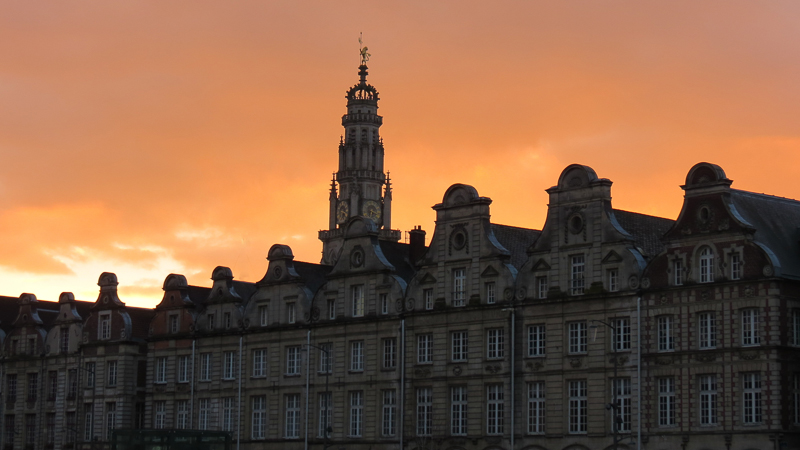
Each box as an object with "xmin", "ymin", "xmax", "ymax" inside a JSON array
[{"xmin": 699, "ymin": 246, "xmax": 714, "ymax": 283}]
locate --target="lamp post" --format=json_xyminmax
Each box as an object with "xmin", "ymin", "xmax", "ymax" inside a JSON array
[
  {"xmin": 590, "ymin": 319, "xmax": 621, "ymax": 450},
  {"xmin": 303, "ymin": 343, "xmax": 332, "ymax": 450}
]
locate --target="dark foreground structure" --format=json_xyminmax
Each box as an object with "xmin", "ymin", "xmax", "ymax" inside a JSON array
[{"xmin": 1, "ymin": 61, "xmax": 799, "ymax": 450}]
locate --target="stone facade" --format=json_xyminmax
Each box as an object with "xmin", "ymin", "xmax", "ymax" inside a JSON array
[{"xmin": 0, "ymin": 63, "xmax": 798, "ymax": 450}]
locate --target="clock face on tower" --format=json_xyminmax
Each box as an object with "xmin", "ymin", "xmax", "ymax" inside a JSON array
[
  {"xmin": 336, "ymin": 202, "xmax": 349, "ymax": 224},
  {"xmin": 362, "ymin": 200, "xmax": 381, "ymax": 222}
]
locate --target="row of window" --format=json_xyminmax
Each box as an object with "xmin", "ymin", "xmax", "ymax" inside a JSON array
[
  {"xmin": 656, "ymin": 310, "xmax": 761, "ymax": 352},
  {"xmin": 5, "ymin": 361, "xmax": 119, "ymax": 403}
]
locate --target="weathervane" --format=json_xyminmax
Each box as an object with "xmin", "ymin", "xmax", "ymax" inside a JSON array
[{"xmin": 359, "ymin": 32, "xmax": 370, "ymax": 65}]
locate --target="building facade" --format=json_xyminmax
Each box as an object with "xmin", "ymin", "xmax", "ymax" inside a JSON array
[{"xmin": 0, "ymin": 62, "xmax": 798, "ymax": 450}]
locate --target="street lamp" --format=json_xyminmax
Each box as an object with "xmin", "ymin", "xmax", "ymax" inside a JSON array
[
  {"xmin": 303, "ymin": 343, "xmax": 332, "ymax": 450},
  {"xmin": 590, "ymin": 319, "xmax": 621, "ymax": 450}
]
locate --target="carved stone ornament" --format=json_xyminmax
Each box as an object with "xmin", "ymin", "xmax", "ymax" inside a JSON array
[
  {"xmin": 740, "ymin": 351, "xmax": 759, "ymax": 361},
  {"xmin": 405, "ymin": 299, "xmax": 415, "ymax": 311},
  {"xmin": 243, "ymin": 318, "xmax": 251, "ymax": 329},
  {"xmin": 611, "ymin": 355, "xmax": 629, "ymax": 365},
  {"xmin": 395, "ymin": 298, "xmax": 405, "ymax": 312},
  {"xmin": 655, "ymin": 356, "xmax": 673, "ymax": 365},
  {"xmin": 641, "ymin": 277, "xmax": 651, "ymax": 289},
  {"xmin": 414, "ymin": 368, "xmax": 431, "ymax": 377},
  {"xmin": 504, "ymin": 288, "xmax": 514, "ymax": 301},
  {"xmin": 763, "ymin": 265, "xmax": 774, "ymax": 277},
  {"xmin": 452, "ymin": 366, "xmax": 462, "ymax": 376},
  {"xmin": 485, "ymin": 365, "xmax": 501, "ymax": 374},
  {"xmin": 659, "ymin": 294, "xmax": 670, "ymax": 305},
  {"xmin": 570, "ymin": 358, "xmax": 583, "ymax": 368},
  {"xmin": 744, "ymin": 286, "xmax": 754, "ymax": 297},
  {"xmin": 515, "ymin": 287, "xmax": 527, "ymax": 301},
  {"xmin": 120, "ymin": 329, "xmax": 127, "ymax": 339},
  {"xmin": 700, "ymin": 289, "xmax": 710, "ymax": 301},
  {"xmin": 694, "ymin": 353, "xmax": 716, "ymax": 362},
  {"xmin": 718, "ymin": 218, "xmax": 730, "ymax": 231},
  {"xmin": 628, "ymin": 275, "xmax": 639, "ymax": 290},
  {"xmin": 526, "ymin": 361, "xmax": 544, "ymax": 371},
  {"xmin": 350, "ymin": 247, "xmax": 364, "ymax": 268},
  {"xmin": 273, "ymin": 265, "xmax": 283, "ymax": 279}
]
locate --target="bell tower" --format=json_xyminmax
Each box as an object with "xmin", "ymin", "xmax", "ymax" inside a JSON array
[{"xmin": 319, "ymin": 46, "xmax": 400, "ymax": 265}]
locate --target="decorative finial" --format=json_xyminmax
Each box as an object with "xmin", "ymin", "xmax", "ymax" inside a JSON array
[{"xmin": 359, "ymin": 32, "xmax": 370, "ymax": 65}]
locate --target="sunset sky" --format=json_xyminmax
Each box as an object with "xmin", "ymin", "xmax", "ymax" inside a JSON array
[{"xmin": 1, "ymin": 1, "xmax": 799, "ymax": 307}]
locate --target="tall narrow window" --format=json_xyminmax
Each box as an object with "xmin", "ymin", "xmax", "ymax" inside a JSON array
[
  {"xmin": 417, "ymin": 334, "xmax": 433, "ymax": 364},
  {"xmin": 571, "ymin": 255, "xmax": 585, "ymax": 295},
  {"xmin": 48, "ymin": 371, "xmax": 57, "ymax": 400},
  {"xmin": 453, "ymin": 268, "xmax": 466, "ymax": 306},
  {"xmin": 350, "ymin": 341, "xmax": 364, "ymax": 372},
  {"xmin": 155, "ymin": 358, "xmax": 167, "ymax": 383},
  {"xmin": 527, "ymin": 381, "xmax": 545, "ymax": 434},
  {"xmin": 698, "ymin": 312, "xmax": 717, "ymax": 349},
  {"xmin": 351, "ymin": 285, "xmax": 365, "ymax": 317},
  {"xmin": 176, "ymin": 400, "xmax": 188, "ymax": 429},
  {"xmin": 223, "ymin": 312, "xmax": 231, "ymax": 329},
  {"xmin": 207, "ymin": 313, "xmax": 215, "ymax": 330},
  {"xmin": 794, "ymin": 310, "xmax": 800, "ymax": 346},
  {"xmin": 25, "ymin": 414, "xmax": 35, "ymax": 446},
  {"xmin": 528, "ymin": 324, "xmax": 546, "ymax": 357},
  {"xmin": 46, "ymin": 412, "xmax": 55, "ymax": 445},
  {"xmin": 169, "ymin": 314, "xmax": 179, "ymax": 334},
  {"xmin": 200, "ymin": 353, "xmax": 211, "ymax": 381},
  {"xmin": 486, "ymin": 282, "xmax": 496, "ymax": 304},
  {"xmin": 658, "ymin": 316, "xmax": 674, "ymax": 352},
  {"xmin": 222, "ymin": 397, "xmax": 235, "ymax": 432},
  {"xmin": 382, "ymin": 390, "xmax": 397, "ymax": 437},
  {"xmin": 6, "ymin": 374, "xmax": 16, "ymax": 401},
  {"xmin": 319, "ymin": 343, "xmax": 332, "ymax": 373},
  {"xmin": 319, "ymin": 392, "xmax": 332, "ymax": 438},
  {"xmin": 27, "ymin": 373, "xmax": 38, "ymax": 401},
  {"xmin": 607, "ymin": 269, "xmax": 619, "ymax": 292},
  {"xmin": 223, "ymin": 351, "xmax": 236, "ymax": 379},
  {"xmin": 85, "ymin": 403, "xmax": 95, "ymax": 439},
  {"xmin": 742, "ymin": 372, "xmax": 762, "ymax": 424},
  {"xmin": 487, "ymin": 328, "xmax": 505, "ymax": 359},
  {"xmin": 537, "ymin": 276, "xmax": 548, "ymax": 299},
  {"xmin": 674, "ymin": 259, "xmax": 684, "ymax": 285},
  {"xmin": 730, "ymin": 252, "xmax": 742, "ymax": 280},
  {"xmin": 742, "ymin": 309, "xmax": 760, "ymax": 347},
  {"xmin": 65, "ymin": 411, "xmax": 76, "ymax": 443},
  {"xmin": 568, "ymin": 321, "xmax": 587, "ymax": 354},
  {"xmin": 451, "ymin": 386, "xmax": 467, "ymax": 436},
  {"xmin": 699, "ymin": 374, "xmax": 718, "ymax": 425},
  {"xmin": 285, "ymin": 394, "xmax": 301, "ymax": 438},
  {"xmin": 416, "ymin": 387, "xmax": 432, "ymax": 436},
  {"xmin": 613, "ymin": 318, "xmax": 631, "ymax": 351},
  {"xmin": 99, "ymin": 313, "xmax": 111, "ymax": 340},
  {"xmin": 382, "ymin": 338, "xmax": 397, "ymax": 369},
  {"xmin": 177, "ymin": 355, "xmax": 190, "ymax": 383},
  {"xmin": 613, "ymin": 378, "xmax": 632, "ymax": 433},
  {"xmin": 4, "ymin": 416, "xmax": 14, "ymax": 447},
  {"xmin": 380, "ymin": 293, "xmax": 389, "ymax": 314},
  {"xmin": 259, "ymin": 304, "xmax": 269, "ymax": 326},
  {"xmin": 252, "ymin": 396, "xmax": 267, "ymax": 439},
  {"xmin": 327, "ymin": 299, "xmax": 336, "ymax": 320},
  {"xmin": 286, "ymin": 346, "xmax": 301, "ymax": 375},
  {"xmin": 658, "ymin": 377, "xmax": 676, "ymax": 427},
  {"xmin": 107, "ymin": 361, "xmax": 118, "ymax": 387},
  {"xmin": 198, "ymin": 398, "xmax": 210, "ymax": 430},
  {"xmin": 349, "ymin": 391, "xmax": 363, "ymax": 437},
  {"xmin": 486, "ymin": 384, "xmax": 504, "ymax": 435},
  {"xmin": 86, "ymin": 362, "xmax": 96, "ymax": 387},
  {"xmin": 252, "ymin": 349, "xmax": 268, "ymax": 378},
  {"xmin": 154, "ymin": 401, "xmax": 165, "ymax": 429},
  {"xmin": 568, "ymin": 380, "xmax": 588, "ymax": 434},
  {"xmin": 452, "ymin": 331, "xmax": 468, "ymax": 362},
  {"xmin": 424, "ymin": 288, "xmax": 434, "ymax": 310},
  {"xmin": 60, "ymin": 327, "xmax": 70, "ymax": 353},
  {"xmin": 67, "ymin": 369, "xmax": 77, "ymax": 399},
  {"xmin": 287, "ymin": 302, "xmax": 296, "ymax": 324},
  {"xmin": 699, "ymin": 247, "xmax": 714, "ymax": 283}
]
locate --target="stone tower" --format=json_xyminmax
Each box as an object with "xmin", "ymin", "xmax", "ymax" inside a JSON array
[{"xmin": 319, "ymin": 63, "xmax": 400, "ymax": 265}]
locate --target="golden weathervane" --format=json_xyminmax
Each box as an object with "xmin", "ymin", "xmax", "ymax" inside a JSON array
[{"xmin": 359, "ymin": 32, "xmax": 370, "ymax": 65}]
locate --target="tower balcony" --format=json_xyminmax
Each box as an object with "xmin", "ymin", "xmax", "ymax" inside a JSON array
[
  {"xmin": 342, "ymin": 113, "xmax": 383, "ymax": 126},
  {"xmin": 319, "ymin": 228, "xmax": 401, "ymax": 242},
  {"xmin": 337, "ymin": 170, "xmax": 385, "ymax": 182}
]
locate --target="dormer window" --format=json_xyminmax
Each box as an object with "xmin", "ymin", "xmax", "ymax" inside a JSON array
[
  {"xmin": 259, "ymin": 304, "xmax": 269, "ymax": 327},
  {"xmin": 571, "ymin": 255, "xmax": 585, "ymax": 295},
  {"xmin": 99, "ymin": 313, "xmax": 111, "ymax": 340},
  {"xmin": 287, "ymin": 302, "xmax": 296, "ymax": 324},
  {"xmin": 452, "ymin": 269, "xmax": 466, "ymax": 307},
  {"xmin": 207, "ymin": 314, "xmax": 215, "ymax": 330},
  {"xmin": 699, "ymin": 247, "xmax": 714, "ymax": 283},
  {"xmin": 224, "ymin": 312, "xmax": 231, "ymax": 329},
  {"xmin": 674, "ymin": 260, "xmax": 684, "ymax": 286},
  {"xmin": 607, "ymin": 269, "xmax": 619, "ymax": 292},
  {"xmin": 60, "ymin": 328, "xmax": 69, "ymax": 354},
  {"xmin": 730, "ymin": 252, "xmax": 742, "ymax": 280},
  {"xmin": 351, "ymin": 285, "xmax": 365, "ymax": 317},
  {"xmin": 169, "ymin": 315, "xmax": 179, "ymax": 334}
]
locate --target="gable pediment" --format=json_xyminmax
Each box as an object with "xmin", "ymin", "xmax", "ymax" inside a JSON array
[
  {"xmin": 420, "ymin": 273, "xmax": 437, "ymax": 285},
  {"xmin": 601, "ymin": 250, "xmax": 623, "ymax": 264},
  {"xmin": 531, "ymin": 258, "xmax": 551, "ymax": 271},
  {"xmin": 481, "ymin": 265, "xmax": 500, "ymax": 278}
]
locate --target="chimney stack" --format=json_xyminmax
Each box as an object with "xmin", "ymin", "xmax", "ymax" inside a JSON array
[{"xmin": 409, "ymin": 226, "xmax": 427, "ymax": 263}]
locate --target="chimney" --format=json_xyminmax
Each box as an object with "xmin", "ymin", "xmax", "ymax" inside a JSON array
[{"xmin": 409, "ymin": 226, "xmax": 427, "ymax": 263}]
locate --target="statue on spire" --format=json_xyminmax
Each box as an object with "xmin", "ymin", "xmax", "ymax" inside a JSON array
[{"xmin": 359, "ymin": 32, "xmax": 371, "ymax": 65}]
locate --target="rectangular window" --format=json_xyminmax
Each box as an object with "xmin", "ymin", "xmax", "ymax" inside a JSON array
[
  {"xmin": 424, "ymin": 288, "xmax": 434, "ymax": 310},
  {"xmin": 527, "ymin": 324, "xmax": 546, "ymax": 357},
  {"xmin": 86, "ymin": 362, "xmax": 96, "ymax": 387},
  {"xmin": 657, "ymin": 316, "xmax": 674, "ymax": 352},
  {"xmin": 328, "ymin": 299, "xmax": 336, "ymax": 320},
  {"xmin": 99, "ymin": 312, "xmax": 111, "ymax": 340},
  {"xmin": 67, "ymin": 369, "xmax": 77, "ymax": 399},
  {"xmin": 699, "ymin": 312, "xmax": 717, "ymax": 349},
  {"xmin": 453, "ymin": 269, "xmax": 466, "ymax": 306},
  {"xmin": 252, "ymin": 349, "xmax": 268, "ymax": 378},
  {"xmin": 223, "ymin": 351, "xmax": 236, "ymax": 379},
  {"xmin": 349, "ymin": 391, "xmax": 364, "ymax": 437},
  {"xmin": 451, "ymin": 386, "xmax": 467, "ymax": 436},
  {"xmin": 527, "ymin": 381, "xmax": 545, "ymax": 434},
  {"xmin": 730, "ymin": 252, "xmax": 742, "ymax": 280},
  {"xmin": 487, "ymin": 328, "xmax": 505, "ymax": 359},
  {"xmin": 155, "ymin": 357, "xmax": 167, "ymax": 383},
  {"xmin": 452, "ymin": 331, "xmax": 468, "ymax": 362},
  {"xmin": 25, "ymin": 414, "xmax": 35, "ymax": 446},
  {"xmin": 794, "ymin": 310, "xmax": 800, "ymax": 346},
  {"xmin": 27, "ymin": 373, "xmax": 38, "ymax": 401},
  {"xmin": 350, "ymin": 341, "xmax": 364, "ymax": 371},
  {"xmin": 85, "ymin": 403, "xmax": 94, "ymax": 440},
  {"xmin": 6, "ymin": 374, "xmax": 16, "ymax": 401},
  {"xmin": 699, "ymin": 374, "xmax": 718, "ymax": 425},
  {"xmin": 658, "ymin": 377, "xmax": 676, "ymax": 427},
  {"xmin": 742, "ymin": 309, "xmax": 760, "ymax": 347},
  {"xmin": 259, "ymin": 304, "xmax": 269, "ymax": 326},
  {"xmin": 60, "ymin": 327, "xmax": 70, "ymax": 353},
  {"xmin": 319, "ymin": 343, "xmax": 332, "ymax": 373},
  {"xmin": 107, "ymin": 361, "xmax": 118, "ymax": 387},
  {"xmin": 169, "ymin": 314, "xmax": 179, "ymax": 334},
  {"xmin": 537, "ymin": 276, "xmax": 548, "ymax": 299},
  {"xmin": 607, "ymin": 269, "xmax": 619, "ymax": 292},
  {"xmin": 674, "ymin": 259, "xmax": 683, "ymax": 285},
  {"xmin": 568, "ymin": 321, "xmax": 587, "ymax": 354},
  {"xmin": 568, "ymin": 380, "xmax": 588, "ymax": 434},
  {"xmin": 382, "ymin": 390, "xmax": 397, "ymax": 437},
  {"xmin": 287, "ymin": 302, "xmax": 296, "ymax": 324},
  {"xmin": 286, "ymin": 346, "xmax": 301, "ymax": 375},
  {"xmin": 380, "ymin": 293, "xmax": 389, "ymax": 314},
  {"xmin": 222, "ymin": 397, "xmax": 235, "ymax": 432},
  {"xmin": 206, "ymin": 313, "xmax": 215, "ymax": 330},
  {"xmin": 416, "ymin": 387, "xmax": 432, "ymax": 436},
  {"xmin": 65, "ymin": 411, "xmax": 76, "ymax": 443},
  {"xmin": 613, "ymin": 378, "xmax": 632, "ymax": 433},
  {"xmin": 46, "ymin": 412, "xmax": 55, "ymax": 445},
  {"xmin": 700, "ymin": 248, "xmax": 714, "ymax": 283},
  {"xmin": 286, "ymin": 394, "xmax": 301, "ymax": 438},
  {"xmin": 486, "ymin": 384, "xmax": 504, "ymax": 435},
  {"xmin": 319, "ymin": 392, "xmax": 332, "ymax": 438},
  {"xmin": 154, "ymin": 401, "xmax": 166, "ymax": 429},
  {"xmin": 742, "ymin": 372, "xmax": 762, "ymax": 424},
  {"xmin": 252, "ymin": 396, "xmax": 267, "ymax": 439},
  {"xmin": 198, "ymin": 398, "xmax": 210, "ymax": 430},
  {"xmin": 571, "ymin": 255, "xmax": 585, "ymax": 295},
  {"xmin": 48, "ymin": 370, "xmax": 57, "ymax": 400},
  {"xmin": 176, "ymin": 400, "xmax": 188, "ymax": 429},
  {"xmin": 417, "ymin": 334, "xmax": 433, "ymax": 364},
  {"xmin": 383, "ymin": 338, "xmax": 397, "ymax": 369},
  {"xmin": 486, "ymin": 282, "xmax": 496, "ymax": 304},
  {"xmin": 200, "ymin": 353, "xmax": 211, "ymax": 381},
  {"xmin": 613, "ymin": 317, "xmax": 631, "ymax": 351},
  {"xmin": 352, "ymin": 285, "xmax": 365, "ymax": 317},
  {"xmin": 4, "ymin": 416, "xmax": 14, "ymax": 447},
  {"xmin": 178, "ymin": 355, "xmax": 191, "ymax": 383}
]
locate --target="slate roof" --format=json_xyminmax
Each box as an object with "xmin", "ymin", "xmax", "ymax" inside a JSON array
[
  {"xmin": 613, "ymin": 210, "xmax": 675, "ymax": 259},
  {"xmin": 729, "ymin": 189, "xmax": 800, "ymax": 279},
  {"xmin": 491, "ymin": 224, "xmax": 542, "ymax": 269},
  {"xmin": 127, "ymin": 306, "xmax": 157, "ymax": 339},
  {"xmin": 378, "ymin": 241, "xmax": 417, "ymax": 283},
  {"xmin": 292, "ymin": 261, "xmax": 333, "ymax": 293}
]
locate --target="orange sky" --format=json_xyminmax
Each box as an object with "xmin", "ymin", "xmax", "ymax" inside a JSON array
[{"xmin": 1, "ymin": 1, "xmax": 799, "ymax": 307}]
